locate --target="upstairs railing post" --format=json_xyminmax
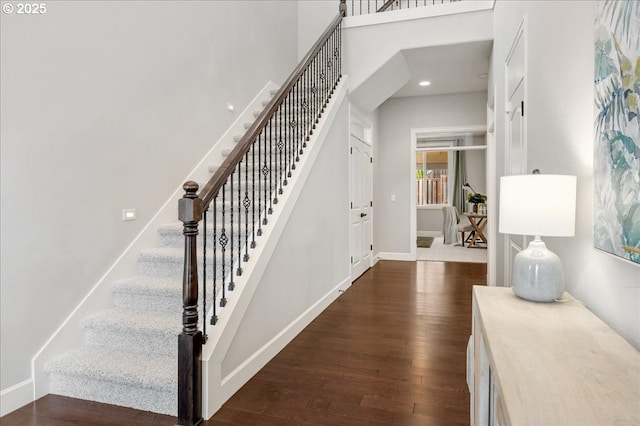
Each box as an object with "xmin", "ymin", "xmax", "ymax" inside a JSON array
[
  {"xmin": 177, "ymin": 181, "xmax": 203, "ymax": 426},
  {"xmin": 340, "ymin": 0, "xmax": 346, "ymax": 17}
]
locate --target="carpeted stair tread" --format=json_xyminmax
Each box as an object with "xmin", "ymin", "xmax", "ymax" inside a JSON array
[
  {"xmin": 112, "ymin": 276, "xmax": 182, "ymax": 297},
  {"xmin": 81, "ymin": 309, "xmax": 180, "ymax": 338},
  {"xmin": 137, "ymin": 247, "xmax": 186, "ymax": 263},
  {"xmin": 46, "ymin": 346, "xmax": 175, "ymax": 391}
]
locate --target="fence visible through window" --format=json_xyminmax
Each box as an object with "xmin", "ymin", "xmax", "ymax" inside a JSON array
[{"xmin": 417, "ymin": 150, "xmax": 449, "ymax": 205}]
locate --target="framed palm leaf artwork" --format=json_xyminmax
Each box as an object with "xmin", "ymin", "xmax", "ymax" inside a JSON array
[{"xmin": 594, "ymin": 0, "xmax": 640, "ymax": 264}]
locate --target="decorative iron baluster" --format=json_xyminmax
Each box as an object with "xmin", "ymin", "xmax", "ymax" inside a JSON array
[
  {"xmin": 294, "ymin": 81, "xmax": 300, "ymax": 162},
  {"xmin": 236, "ymin": 161, "xmax": 242, "ymax": 276},
  {"xmin": 330, "ymin": 28, "xmax": 335, "ymax": 97},
  {"xmin": 288, "ymin": 92, "xmax": 295, "ymax": 175},
  {"xmin": 229, "ymin": 169, "xmax": 236, "ymax": 291},
  {"xmin": 202, "ymin": 207, "xmax": 208, "ymax": 343},
  {"xmin": 251, "ymin": 142, "xmax": 257, "ymax": 248},
  {"xmin": 278, "ymin": 105, "xmax": 284, "ymax": 194},
  {"xmin": 211, "ymin": 196, "xmax": 218, "ymax": 325},
  {"xmin": 244, "ymin": 150, "xmax": 250, "ymax": 261},
  {"xmin": 297, "ymin": 78, "xmax": 303, "ymax": 156},
  {"xmin": 268, "ymin": 118, "xmax": 274, "ymax": 214},
  {"xmin": 219, "ymin": 183, "xmax": 227, "ymax": 307},
  {"xmin": 303, "ymin": 69, "xmax": 309, "ymax": 147},
  {"xmin": 262, "ymin": 125, "xmax": 269, "ymax": 223},
  {"xmin": 272, "ymin": 117, "xmax": 279, "ymax": 205},
  {"xmin": 258, "ymin": 130, "xmax": 265, "ymax": 231},
  {"xmin": 317, "ymin": 48, "xmax": 322, "ymax": 124}
]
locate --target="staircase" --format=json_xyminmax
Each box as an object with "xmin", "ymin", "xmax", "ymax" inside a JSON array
[
  {"xmin": 44, "ymin": 12, "xmax": 344, "ymax": 419},
  {"xmin": 44, "ymin": 87, "xmax": 283, "ymax": 416}
]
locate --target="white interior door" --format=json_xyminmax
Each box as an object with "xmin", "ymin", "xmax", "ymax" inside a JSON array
[
  {"xmin": 350, "ymin": 135, "xmax": 372, "ymax": 281},
  {"xmin": 504, "ymin": 21, "xmax": 527, "ymax": 285}
]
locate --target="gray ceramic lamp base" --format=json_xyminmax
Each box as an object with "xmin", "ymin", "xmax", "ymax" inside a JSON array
[{"xmin": 511, "ymin": 238, "xmax": 564, "ymax": 303}]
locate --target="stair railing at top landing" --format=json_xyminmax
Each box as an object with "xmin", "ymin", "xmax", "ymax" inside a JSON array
[
  {"xmin": 176, "ymin": 6, "xmax": 344, "ymax": 426},
  {"xmin": 346, "ymin": 0, "xmax": 460, "ymax": 16}
]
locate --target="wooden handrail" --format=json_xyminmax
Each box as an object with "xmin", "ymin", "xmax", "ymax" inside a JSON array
[
  {"xmin": 198, "ymin": 13, "xmax": 343, "ymax": 207},
  {"xmin": 377, "ymin": 0, "xmax": 396, "ymax": 12}
]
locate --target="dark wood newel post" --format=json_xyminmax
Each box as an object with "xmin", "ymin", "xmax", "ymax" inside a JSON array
[{"xmin": 177, "ymin": 181, "xmax": 204, "ymax": 426}]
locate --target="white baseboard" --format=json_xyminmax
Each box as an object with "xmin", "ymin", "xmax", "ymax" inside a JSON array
[
  {"xmin": 212, "ymin": 276, "xmax": 351, "ymax": 414},
  {"xmin": 378, "ymin": 252, "xmax": 415, "ymax": 261},
  {"xmin": 0, "ymin": 379, "xmax": 33, "ymax": 417}
]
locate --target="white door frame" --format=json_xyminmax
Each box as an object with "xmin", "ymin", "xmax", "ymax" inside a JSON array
[{"xmin": 410, "ymin": 125, "xmax": 487, "ymax": 261}]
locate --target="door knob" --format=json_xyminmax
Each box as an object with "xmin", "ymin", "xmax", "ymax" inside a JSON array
[{"xmin": 360, "ymin": 213, "xmax": 367, "ymax": 217}]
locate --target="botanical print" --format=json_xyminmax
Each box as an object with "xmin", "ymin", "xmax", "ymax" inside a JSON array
[{"xmin": 594, "ymin": 0, "xmax": 640, "ymax": 264}]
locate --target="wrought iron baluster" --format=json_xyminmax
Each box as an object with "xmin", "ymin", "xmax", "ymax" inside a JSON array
[
  {"xmin": 250, "ymin": 142, "xmax": 256, "ymax": 248},
  {"xmin": 313, "ymin": 53, "xmax": 317, "ymax": 119},
  {"xmin": 304, "ymin": 73, "xmax": 308, "ymax": 148},
  {"xmin": 321, "ymin": 43, "xmax": 327, "ymax": 113},
  {"xmin": 278, "ymin": 106, "xmax": 284, "ymax": 194},
  {"xmin": 244, "ymin": 150, "xmax": 250, "ymax": 261},
  {"xmin": 338, "ymin": 25, "xmax": 342, "ymax": 82},
  {"xmin": 236, "ymin": 161, "xmax": 242, "ymax": 276},
  {"xmin": 262, "ymin": 125, "xmax": 269, "ymax": 223},
  {"xmin": 202, "ymin": 208, "xmax": 208, "ymax": 341},
  {"xmin": 295, "ymin": 80, "xmax": 300, "ymax": 161},
  {"xmin": 297, "ymin": 78, "xmax": 303, "ymax": 156},
  {"xmin": 258, "ymin": 130, "xmax": 265, "ymax": 232},
  {"xmin": 288, "ymin": 93, "xmax": 295, "ymax": 175},
  {"xmin": 272, "ymin": 116, "xmax": 279, "ymax": 205},
  {"xmin": 211, "ymin": 197, "xmax": 218, "ymax": 325},
  {"xmin": 282, "ymin": 101, "xmax": 289, "ymax": 184},
  {"xmin": 229, "ymin": 170, "xmax": 235, "ymax": 291},
  {"xmin": 330, "ymin": 29, "xmax": 335, "ymax": 96},
  {"xmin": 268, "ymin": 118, "xmax": 274, "ymax": 214},
  {"xmin": 219, "ymin": 183, "xmax": 227, "ymax": 307}
]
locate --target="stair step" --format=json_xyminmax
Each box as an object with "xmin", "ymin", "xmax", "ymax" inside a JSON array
[
  {"xmin": 81, "ymin": 309, "xmax": 179, "ymax": 357},
  {"xmin": 46, "ymin": 346, "xmax": 176, "ymax": 415},
  {"xmin": 112, "ymin": 276, "xmax": 182, "ymax": 313},
  {"xmin": 137, "ymin": 246, "xmax": 249, "ymax": 279},
  {"xmin": 158, "ymin": 221, "xmax": 259, "ymax": 249}
]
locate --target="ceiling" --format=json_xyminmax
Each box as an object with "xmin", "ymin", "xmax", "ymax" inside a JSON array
[{"xmin": 391, "ymin": 40, "xmax": 493, "ymax": 98}]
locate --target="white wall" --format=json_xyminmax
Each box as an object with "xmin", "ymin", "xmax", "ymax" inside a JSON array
[
  {"xmin": 374, "ymin": 92, "xmax": 487, "ymax": 256},
  {"xmin": 492, "ymin": 1, "xmax": 640, "ymax": 348},
  {"xmin": 343, "ymin": 5, "xmax": 493, "ymax": 94},
  {"xmin": 0, "ymin": 0, "xmax": 298, "ymax": 396},
  {"xmin": 222, "ymin": 98, "xmax": 350, "ymax": 376},
  {"xmin": 298, "ymin": 0, "xmax": 339, "ymax": 61}
]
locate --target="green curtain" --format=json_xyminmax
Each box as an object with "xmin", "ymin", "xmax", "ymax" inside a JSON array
[{"xmin": 452, "ymin": 149, "xmax": 467, "ymax": 212}]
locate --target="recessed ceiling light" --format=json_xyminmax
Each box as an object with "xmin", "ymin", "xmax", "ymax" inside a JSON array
[{"xmin": 419, "ymin": 80, "xmax": 431, "ymax": 87}]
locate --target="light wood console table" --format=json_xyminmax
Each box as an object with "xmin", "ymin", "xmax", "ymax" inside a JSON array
[{"xmin": 470, "ymin": 286, "xmax": 640, "ymax": 425}]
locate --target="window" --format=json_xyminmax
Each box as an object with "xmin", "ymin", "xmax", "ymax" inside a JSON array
[{"xmin": 416, "ymin": 148, "xmax": 451, "ymax": 206}]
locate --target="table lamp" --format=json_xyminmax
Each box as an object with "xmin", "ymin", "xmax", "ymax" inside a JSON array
[{"xmin": 499, "ymin": 173, "xmax": 577, "ymax": 302}]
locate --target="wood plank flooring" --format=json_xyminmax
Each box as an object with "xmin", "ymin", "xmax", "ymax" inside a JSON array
[{"xmin": 1, "ymin": 260, "xmax": 486, "ymax": 426}]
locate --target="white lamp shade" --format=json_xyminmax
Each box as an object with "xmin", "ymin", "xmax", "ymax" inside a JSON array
[{"xmin": 499, "ymin": 174, "xmax": 577, "ymax": 237}]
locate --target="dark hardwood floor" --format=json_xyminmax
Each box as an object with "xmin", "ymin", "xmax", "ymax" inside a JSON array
[{"xmin": 1, "ymin": 260, "xmax": 486, "ymax": 426}]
